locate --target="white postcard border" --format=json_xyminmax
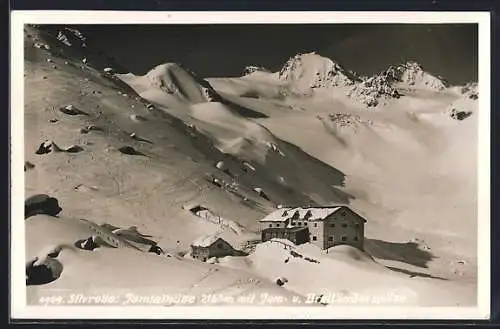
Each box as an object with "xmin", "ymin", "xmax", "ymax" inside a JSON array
[{"xmin": 10, "ymin": 10, "xmax": 491, "ymax": 320}]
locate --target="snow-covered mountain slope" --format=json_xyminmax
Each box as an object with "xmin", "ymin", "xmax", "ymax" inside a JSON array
[
  {"xmin": 23, "ymin": 25, "xmax": 353, "ymax": 304},
  {"xmin": 22, "ymin": 24, "xmax": 479, "ymax": 307},
  {"xmin": 204, "ymin": 52, "xmax": 479, "ymax": 281},
  {"xmin": 23, "ymin": 25, "xmax": 298, "ymax": 304}
]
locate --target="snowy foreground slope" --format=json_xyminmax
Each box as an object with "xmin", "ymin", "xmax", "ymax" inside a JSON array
[{"xmin": 23, "ymin": 26, "xmax": 478, "ymax": 307}]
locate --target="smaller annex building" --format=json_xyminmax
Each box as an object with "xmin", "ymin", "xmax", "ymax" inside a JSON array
[{"xmin": 190, "ymin": 236, "xmax": 245, "ymax": 262}]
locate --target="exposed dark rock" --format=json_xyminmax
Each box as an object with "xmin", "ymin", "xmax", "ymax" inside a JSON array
[
  {"xmin": 25, "ymin": 194, "xmax": 62, "ymax": 219},
  {"xmin": 118, "ymin": 146, "xmax": 145, "ymax": 156},
  {"xmin": 35, "ymin": 140, "xmax": 53, "ymax": 154},
  {"xmin": 253, "ymin": 187, "xmax": 270, "ymax": 201},
  {"xmin": 129, "ymin": 133, "xmax": 153, "ymax": 144},
  {"xmin": 450, "ymin": 108, "xmax": 473, "ymax": 121},
  {"xmin": 59, "ymin": 104, "xmax": 88, "ymax": 116},
  {"xmin": 130, "ymin": 114, "xmax": 147, "ymax": 122},
  {"xmin": 75, "ymin": 237, "xmax": 100, "ymax": 251},
  {"xmin": 35, "ymin": 140, "xmax": 83, "ymax": 154},
  {"xmin": 149, "ymin": 245, "xmax": 164, "ymax": 255},
  {"xmin": 275, "ymin": 277, "xmax": 288, "ymax": 286},
  {"xmin": 26, "ymin": 257, "xmax": 63, "ymax": 286},
  {"xmin": 24, "ymin": 161, "xmax": 35, "ymax": 171},
  {"xmin": 65, "ymin": 145, "xmax": 84, "ymax": 153}
]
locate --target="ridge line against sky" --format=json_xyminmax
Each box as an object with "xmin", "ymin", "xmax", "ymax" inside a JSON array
[{"xmin": 72, "ymin": 24, "xmax": 477, "ymax": 85}]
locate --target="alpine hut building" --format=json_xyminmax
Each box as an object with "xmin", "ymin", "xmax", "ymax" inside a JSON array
[{"xmin": 259, "ymin": 206, "xmax": 367, "ymax": 250}]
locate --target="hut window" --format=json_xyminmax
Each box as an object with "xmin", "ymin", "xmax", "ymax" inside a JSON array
[
  {"xmin": 341, "ymin": 211, "xmax": 346, "ymax": 216},
  {"xmin": 330, "ymin": 223, "xmax": 335, "ymax": 228},
  {"xmin": 217, "ymin": 243, "xmax": 222, "ymax": 248},
  {"xmin": 312, "ymin": 236, "xmax": 317, "ymax": 241},
  {"xmin": 354, "ymin": 236, "xmax": 359, "ymax": 241},
  {"xmin": 276, "ymin": 223, "xmax": 280, "ymax": 228},
  {"xmin": 314, "ymin": 223, "xmax": 317, "ymax": 228},
  {"xmin": 298, "ymin": 222, "xmax": 301, "ymax": 226},
  {"xmin": 342, "ymin": 223, "xmax": 347, "ymax": 228},
  {"xmin": 269, "ymin": 224, "xmax": 272, "ymax": 228},
  {"xmin": 328, "ymin": 236, "xmax": 333, "ymax": 242},
  {"xmin": 341, "ymin": 236, "xmax": 347, "ymax": 242}
]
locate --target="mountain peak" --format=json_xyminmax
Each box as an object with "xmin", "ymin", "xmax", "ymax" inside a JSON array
[
  {"xmin": 401, "ymin": 61, "xmax": 424, "ymax": 70},
  {"xmin": 242, "ymin": 65, "xmax": 271, "ymax": 76},
  {"xmin": 383, "ymin": 61, "xmax": 447, "ymax": 90},
  {"xmin": 143, "ymin": 62, "xmax": 222, "ymax": 103},
  {"xmin": 348, "ymin": 74, "xmax": 402, "ymax": 107},
  {"xmin": 278, "ymin": 52, "xmax": 356, "ymax": 90}
]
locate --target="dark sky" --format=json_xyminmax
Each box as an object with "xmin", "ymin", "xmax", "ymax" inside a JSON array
[{"xmin": 79, "ymin": 24, "xmax": 478, "ymax": 85}]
